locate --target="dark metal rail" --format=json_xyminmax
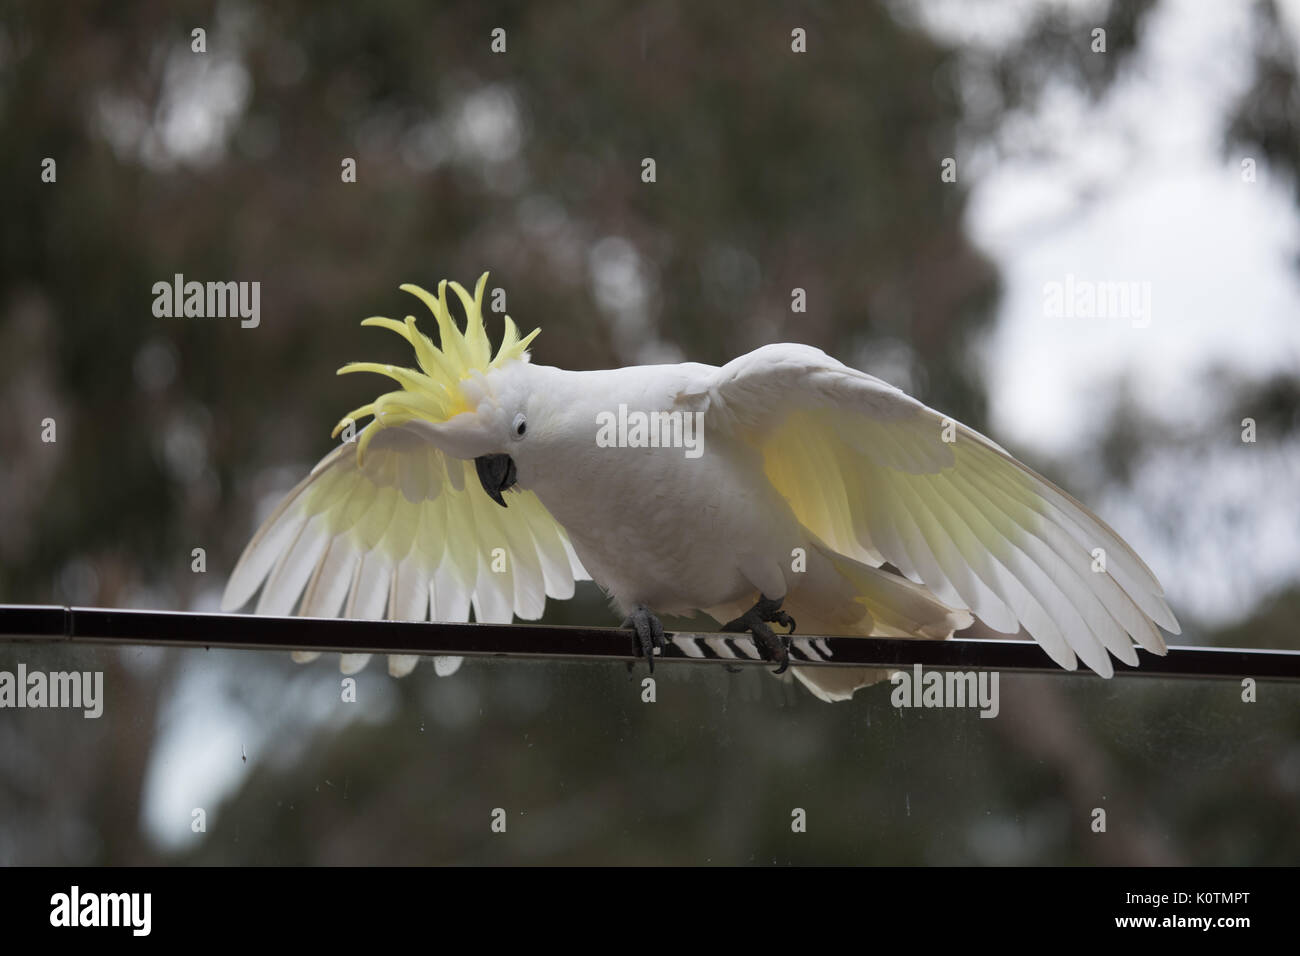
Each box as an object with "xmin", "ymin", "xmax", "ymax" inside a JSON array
[{"xmin": 1, "ymin": 604, "xmax": 1297, "ymax": 680}]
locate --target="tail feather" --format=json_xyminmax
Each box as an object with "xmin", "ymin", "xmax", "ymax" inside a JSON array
[
  {"xmin": 787, "ymin": 545, "xmax": 972, "ymax": 703},
  {"xmin": 791, "ymin": 665, "xmax": 894, "ymax": 703}
]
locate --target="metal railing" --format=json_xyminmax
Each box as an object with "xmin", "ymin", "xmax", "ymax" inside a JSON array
[{"xmin": 2, "ymin": 604, "xmax": 1297, "ymax": 679}]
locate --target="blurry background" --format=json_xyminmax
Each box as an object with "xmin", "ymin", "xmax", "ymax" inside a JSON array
[{"xmin": 1, "ymin": 0, "xmax": 1298, "ymax": 864}]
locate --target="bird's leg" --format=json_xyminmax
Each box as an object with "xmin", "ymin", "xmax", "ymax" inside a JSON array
[
  {"xmin": 721, "ymin": 594, "xmax": 797, "ymax": 674},
  {"xmin": 622, "ymin": 604, "xmax": 666, "ymax": 672}
]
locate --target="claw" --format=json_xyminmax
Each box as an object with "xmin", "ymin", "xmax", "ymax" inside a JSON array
[
  {"xmin": 622, "ymin": 604, "xmax": 666, "ymax": 672},
  {"xmin": 771, "ymin": 633, "xmax": 793, "ymax": 675},
  {"xmin": 722, "ymin": 594, "xmax": 796, "ymax": 674}
]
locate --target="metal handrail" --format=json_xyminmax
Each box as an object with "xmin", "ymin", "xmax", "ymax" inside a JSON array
[{"xmin": 1, "ymin": 604, "xmax": 1296, "ymax": 679}]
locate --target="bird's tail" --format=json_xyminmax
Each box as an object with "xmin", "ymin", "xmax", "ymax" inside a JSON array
[{"xmin": 784, "ymin": 544, "xmax": 973, "ymax": 702}]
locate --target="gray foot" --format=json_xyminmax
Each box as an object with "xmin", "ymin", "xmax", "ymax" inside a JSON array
[
  {"xmin": 622, "ymin": 604, "xmax": 666, "ymax": 672},
  {"xmin": 722, "ymin": 594, "xmax": 797, "ymax": 674}
]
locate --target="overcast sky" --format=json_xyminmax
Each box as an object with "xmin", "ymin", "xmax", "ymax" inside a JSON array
[{"xmin": 912, "ymin": 0, "xmax": 1300, "ymax": 627}]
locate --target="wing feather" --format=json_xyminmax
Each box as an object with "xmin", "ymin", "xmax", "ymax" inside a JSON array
[
  {"xmin": 222, "ymin": 422, "xmax": 590, "ymax": 674},
  {"xmin": 696, "ymin": 343, "xmax": 1178, "ymax": 675}
]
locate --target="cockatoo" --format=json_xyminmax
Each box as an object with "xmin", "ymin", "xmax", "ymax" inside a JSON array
[{"xmin": 221, "ymin": 273, "xmax": 1180, "ymax": 701}]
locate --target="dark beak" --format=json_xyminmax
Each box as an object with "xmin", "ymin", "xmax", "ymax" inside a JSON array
[{"xmin": 474, "ymin": 454, "xmax": 517, "ymax": 508}]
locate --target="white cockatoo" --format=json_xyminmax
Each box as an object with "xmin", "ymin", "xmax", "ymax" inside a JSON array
[{"xmin": 221, "ymin": 273, "xmax": 1180, "ymax": 701}]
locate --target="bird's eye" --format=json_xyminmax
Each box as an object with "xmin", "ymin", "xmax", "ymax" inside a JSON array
[{"xmin": 512, "ymin": 413, "xmax": 527, "ymax": 440}]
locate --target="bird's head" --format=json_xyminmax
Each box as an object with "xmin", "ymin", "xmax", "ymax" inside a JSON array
[{"xmin": 333, "ymin": 272, "xmax": 541, "ymax": 506}]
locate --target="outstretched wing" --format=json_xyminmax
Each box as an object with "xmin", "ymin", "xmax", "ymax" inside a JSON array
[
  {"xmin": 221, "ymin": 422, "xmax": 589, "ymax": 675},
  {"xmin": 689, "ymin": 343, "xmax": 1179, "ymax": 677}
]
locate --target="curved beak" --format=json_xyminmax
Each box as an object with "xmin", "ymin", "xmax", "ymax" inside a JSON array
[{"xmin": 475, "ymin": 454, "xmax": 517, "ymax": 507}]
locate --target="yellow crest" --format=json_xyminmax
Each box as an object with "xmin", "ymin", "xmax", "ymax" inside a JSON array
[{"xmin": 332, "ymin": 272, "xmax": 539, "ymax": 462}]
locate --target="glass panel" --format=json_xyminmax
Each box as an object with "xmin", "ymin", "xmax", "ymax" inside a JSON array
[
  {"xmin": 4, "ymin": 0, "xmax": 1299, "ymax": 871},
  {"xmin": 2, "ymin": 642, "xmax": 1295, "ymax": 864}
]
